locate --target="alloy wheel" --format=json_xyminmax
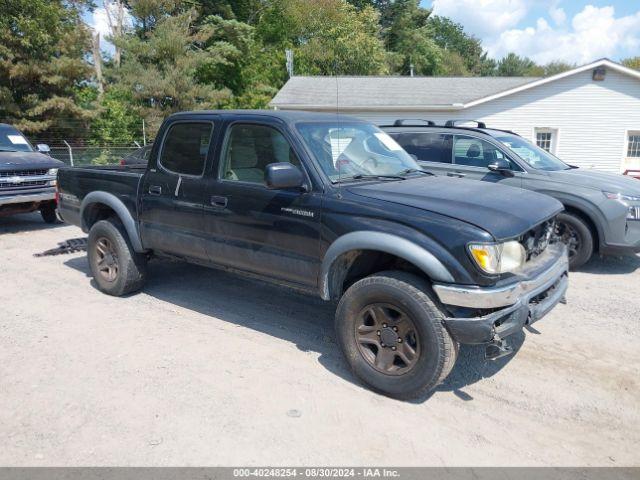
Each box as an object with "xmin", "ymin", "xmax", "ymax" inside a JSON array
[
  {"xmin": 354, "ymin": 303, "xmax": 421, "ymax": 376},
  {"xmin": 555, "ymin": 221, "xmax": 581, "ymax": 260},
  {"xmin": 95, "ymin": 237, "xmax": 119, "ymax": 282}
]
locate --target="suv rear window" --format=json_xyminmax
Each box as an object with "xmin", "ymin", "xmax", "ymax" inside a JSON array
[{"xmin": 390, "ymin": 132, "xmax": 452, "ymax": 163}]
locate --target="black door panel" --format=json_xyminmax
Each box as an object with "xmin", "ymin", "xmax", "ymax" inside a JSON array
[
  {"xmin": 139, "ymin": 120, "xmax": 216, "ymax": 260},
  {"xmin": 203, "ymin": 121, "xmax": 321, "ymax": 287}
]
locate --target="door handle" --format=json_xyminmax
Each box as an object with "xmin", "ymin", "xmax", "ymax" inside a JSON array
[
  {"xmin": 210, "ymin": 195, "xmax": 228, "ymax": 208},
  {"xmin": 149, "ymin": 185, "xmax": 162, "ymax": 195},
  {"xmin": 447, "ymin": 172, "xmax": 466, "ymax": 178}
]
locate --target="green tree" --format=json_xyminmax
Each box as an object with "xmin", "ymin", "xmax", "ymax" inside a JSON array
[
  {"xmin": 0, "ymin": 0, "xmax": 93, "ymax": 138},
  {"xmin": 90, "ymin": 88, "xmax": 142, "ymax": 145},
  {"xmin": 428, "ymin": 16, "xmax": 486, "ymax": 75},
  {"xmin": 541, "ymin": 61, "xmax": 574, "ymax": 76},
  {"xmin": 621, "ymin": 57, "xmax": 640, "ymax": 70},
  {"xmin": 198, "ymin": 16, "xmax": 257, "ymax": 94},
  {"xmin": 382, "ymin": 0, "xmax": 442, "ymax": 75},
  {"xmin": 259, "ymin": 0, "xmax": 388, "ymax": 76},
  {"xmin": 497, "ymin": 53, "xmax": 537, "ymax": 76},
  {"xmin": 197, "ymin": 0, "xmax": 268, "ymax": 23},
  {"xmin": 113, "ymin": 9, "xmax": 232, "ymax": 135}
]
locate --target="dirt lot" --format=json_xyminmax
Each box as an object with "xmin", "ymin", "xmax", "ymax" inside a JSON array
[{"xmin": 1, "ymin": 213, "xmax": 639, "ymax": 466}]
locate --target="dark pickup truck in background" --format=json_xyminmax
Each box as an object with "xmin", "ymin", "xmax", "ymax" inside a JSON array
[
  {"xmin": 0, "ymin": 123, "xmax": 63, "ymax": 223},
  {"xmin": 57, "ymin": 110, "xmax": 569, "ymax": 399}
]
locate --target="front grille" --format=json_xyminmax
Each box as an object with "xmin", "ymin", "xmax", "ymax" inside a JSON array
[
  {"xmin": 0, "ymin": 169, "xmax": 48, "ymax": 177},
  {"xmin": 520, "ymin": 219, "xmax": 557, "ymax": 261},
  {"xmin": 0, "ymin": 180, "xmax": 48, "ymax": 189}
]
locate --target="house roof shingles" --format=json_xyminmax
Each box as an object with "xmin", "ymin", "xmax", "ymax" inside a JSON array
[{"xmin": 270, "ymin": 76, "xmax": 541, "ymax": 109}]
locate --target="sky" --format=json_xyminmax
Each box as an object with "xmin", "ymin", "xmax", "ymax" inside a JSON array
[
  {"xmin": 88, "ymin": 1, "xmax": 640, "ymax": 65},
  {"xmin": 427, "ymin": 0, "xmax": 640, "ymax": 64}
]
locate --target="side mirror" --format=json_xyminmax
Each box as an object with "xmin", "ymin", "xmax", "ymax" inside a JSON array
[
  {"xmin": 36, "ymin": 144, "xmax": 51, "ymax": 154},
  {"xmin": 488, "ymin": 158, "xmax": 514, "ymax": 177},
  {"xmin": 265, "ymin": 162, "xmax": 306, "ymax": 190}
]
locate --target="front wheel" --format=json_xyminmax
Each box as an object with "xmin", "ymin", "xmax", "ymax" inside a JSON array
[
  {"xmin": 555, "ymin": 212, "xmax": 594, "ymax": 270},
  {"xmin": 87, "ymin": 219, "xmax": 147, "ymax": 296},
  {"xmin": 335, "ymin": 271, "xmax": 457, "ymax": 400},
  {"xmin": 40, "ymin": 204, "xmax": 59, "ymax": 224}
]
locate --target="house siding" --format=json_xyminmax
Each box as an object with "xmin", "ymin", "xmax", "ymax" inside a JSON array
[{"xmin": 336, "ymin": 68, "xmax": 640, "ymax": 173}]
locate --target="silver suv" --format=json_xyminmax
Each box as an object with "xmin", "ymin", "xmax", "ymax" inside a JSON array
[{"xmin": 383, "ymin": 120, "xmax": 640, "ymax": 269}]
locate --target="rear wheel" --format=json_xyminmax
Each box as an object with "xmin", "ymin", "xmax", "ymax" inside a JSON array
[
  {"xmin": 335, "ymin": 270, "xmax": 457, "ymax": 400},
  {"xmin": 87, "ymin": 219, "xmax": 147, "ymax": 296},
  {"xmin": 556, "ymin": 212, "xmax": 593, "ymax": 270}
]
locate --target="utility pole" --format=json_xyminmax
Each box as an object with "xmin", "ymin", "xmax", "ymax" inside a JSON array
[
  {"xmin": 92, "ymin": 32, "xmax": 105, "ymax": 96},
  {"xmin": 286, "ymin": 49, "xmax": 294, "ymax": 78}
]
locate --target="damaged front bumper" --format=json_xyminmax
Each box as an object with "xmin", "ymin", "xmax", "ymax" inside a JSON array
[{"xmin": 433, "ymin": 243, "xmax": 569, "ymax": 345}]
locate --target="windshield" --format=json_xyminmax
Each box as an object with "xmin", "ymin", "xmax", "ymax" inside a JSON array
[
  {"xmin": 496, "ymin": 134, "xmax": 569, "ymax": 171},
  {"xmin": 0, "ymin": 126, "xmax": 33, "ymax": 153},
  {"xmin": 296, "ymin": 122, "xmax": 420, "ymax": 181}
]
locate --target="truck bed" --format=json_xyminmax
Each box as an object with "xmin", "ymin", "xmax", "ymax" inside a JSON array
[{"xmin": 57, "ymin": 165, "xmax": 144, "ymax": 231}]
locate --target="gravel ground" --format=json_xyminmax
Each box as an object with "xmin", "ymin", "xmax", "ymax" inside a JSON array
[{"xmin": 1, "ymin": 213, "xmax": 639, "ymax": 466}]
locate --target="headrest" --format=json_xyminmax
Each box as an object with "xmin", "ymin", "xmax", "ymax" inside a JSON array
[
  {"xmin": 231, "ymin": 144, "xmax": 258, "ymax": 168},
  {"xmin": 467, "ymin": 144, "xmax": 481, "ymax": 158}
]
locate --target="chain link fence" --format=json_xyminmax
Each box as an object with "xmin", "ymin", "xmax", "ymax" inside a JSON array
[
  {"xmin": 3, "ymin": 117, "xmax": 149, "ymax": 167},
  {"xmin": 45, "ymin": 145, "xmax": 143, "ymax": 166}
]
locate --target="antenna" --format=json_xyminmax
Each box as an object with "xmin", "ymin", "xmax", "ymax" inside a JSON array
[{"xmin": 335, "ymin": 60, "xmax": 342, "ymax": 198}]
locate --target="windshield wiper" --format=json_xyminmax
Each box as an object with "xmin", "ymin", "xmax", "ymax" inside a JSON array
[
  {"xmin": 350, "ymin": 174, "xmax": 406, "ymax": 181},
  {"xmin": 397, "ymin": 168, "xmax": 434, "ymax": 176}
]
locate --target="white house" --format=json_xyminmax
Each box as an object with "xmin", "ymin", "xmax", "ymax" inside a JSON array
[{"xmin": 270, "ymin": 59, "xmax": 640, "ymax": 174}]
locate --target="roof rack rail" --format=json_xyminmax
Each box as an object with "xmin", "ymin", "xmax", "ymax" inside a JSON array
[
  {"xmin": 445, "ymin": 119, "xmax": 486, "ymax": 128},
  {"xmin": 393, "ymin": 119, "xmax": 436, "ymax": 126}
]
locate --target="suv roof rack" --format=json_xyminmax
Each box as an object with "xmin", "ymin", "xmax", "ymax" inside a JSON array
[
  {"xmin": 377, "ymin": 119, "xmax": 522, "ymax": 138},
  {"xmin": 379, "ymin": 119, "xmax": 437, "ymax": 127},
  {"xmin": 445, "ymin": 119, "xmax": 486, "ymax": 128}
]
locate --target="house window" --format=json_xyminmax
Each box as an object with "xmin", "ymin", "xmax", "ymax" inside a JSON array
[
  {"xmin": 534, "ymin": 128, "xmax": 557, "ymax": 154},
  {"xmin": 627, "ymin": 132, "xmax": 640, "ymax": 158}
]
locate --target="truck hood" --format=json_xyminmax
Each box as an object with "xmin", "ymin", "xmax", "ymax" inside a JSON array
[
  {"xmin": 0, "ymin": 151, "xmax": 64, "ymax": 171},
  {"xmin": 547, "ymin": 168, "xmax": 640, "ymax": 196},
  {"xmin": 348, "ymin": 176, "xmax": 563, "ymax": 240}
]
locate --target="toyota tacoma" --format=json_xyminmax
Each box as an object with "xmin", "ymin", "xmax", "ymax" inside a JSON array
[{"xmin": 57, "ymin": 110, "xmax": 569, "ymax": 399}]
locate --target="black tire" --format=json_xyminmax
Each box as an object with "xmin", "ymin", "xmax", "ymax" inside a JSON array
[
  {"xmin": 87, "ymin": 218, "xmax": 147, "ymax": 296},
  {"xmin": 40, "ymin": 204, "xmax": 58, "ymax": 224},
  {"xmin": 556, "ymin": 212, "xmax": 593, "ymax": 270},
  {"xmin": 335, "ymin": 270, "xmax": 457, "ymax": 400}
]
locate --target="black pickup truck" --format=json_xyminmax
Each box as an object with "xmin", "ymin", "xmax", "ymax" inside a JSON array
[{"xmin": 58, "ymin": 110, "xmax": 569, "ymax": 399}]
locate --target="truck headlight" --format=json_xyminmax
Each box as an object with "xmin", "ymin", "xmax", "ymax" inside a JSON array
[
  {"xmin": 603, "ymin": 191, "xmax": 640, "ymax": 202},
  {"xmin": 469, "ymin": 241, "xmax": 526, "ymax": 274},
  {"xmin": 47, "ymin": 168, "xmax": 58, "ymax": 186}
]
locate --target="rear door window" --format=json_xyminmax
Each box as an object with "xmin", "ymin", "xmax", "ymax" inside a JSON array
[
  {"xmin": 159, "ymin": 122, "xmax": 213, "ymax": 176},
  {"xmin": 391, "ymin": 132, "xmax": 453, "ymax": 164}
]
